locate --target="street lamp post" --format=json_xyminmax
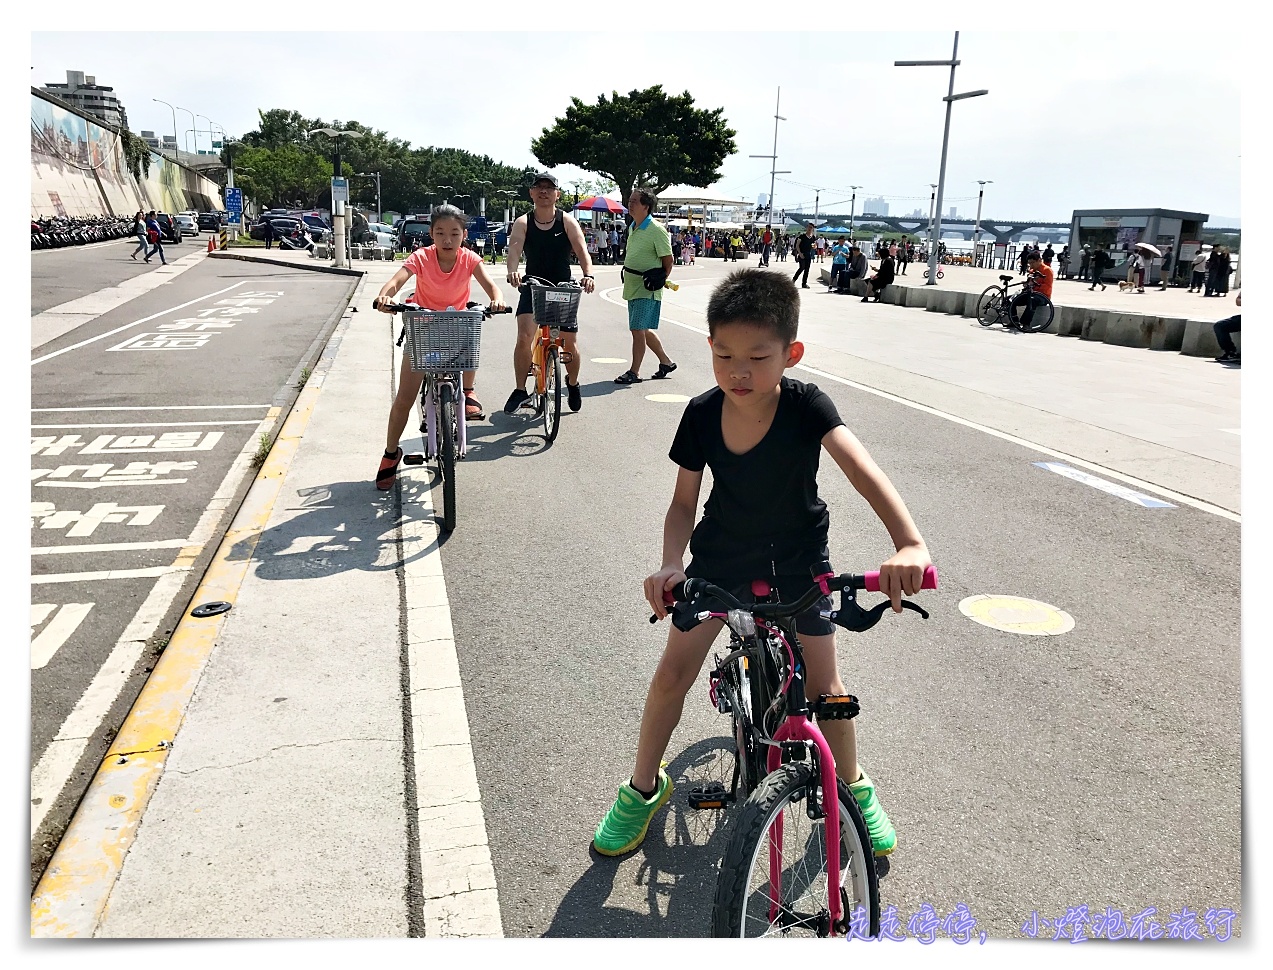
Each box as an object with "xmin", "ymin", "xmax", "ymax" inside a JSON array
[
  {"xmin": 452, "ymin": 194, "xmax": 471, "ymax": 213},
  {"xmin": 972, "ymin": 179, "xmax": 993, "ymax": 267},
  {"xmin": 814, "ymin": 188, "xmax": 824, "ymax": 229},
  {"xmin": 434, "ymin": 185, "xmax": 453, "ymax": 206},
  {"xmin": 354, "ymin": 172, "xmax": 381, "ymax": 222},
  {"xmin": 473, "ymin": 180, "xmax": 493, "ymax": 218},
  {"xmin": 196, "ymin": 113, "xmax": 213, "ymax": 154},
  {"xmin": 152, "ymin": 99, "xmax": 177, "ymax": 157},
  {"xmin": 749, "ymin": 86, "xmax": 789, "ymax": 231},
  {"xmin": 497, "ymin": 189, "xmax": 515, "ymax": 225},
  {"xmin": 848, "ymin": 185, "xmax": 862, "ymax": 239},
  {"xmin": 176, "ymin": 106, "xmax": 196, "ymax": 154},
  {"xmin": 308, "ymin": 127, "xmax": 364, "ymax": 268},
  {"xmin": 896, "ymin": 31, "xmax": 989, "ymax": 285},
  {"xmin": 927, "ymin": 184, "xmax": 938, "ymax": 240}
]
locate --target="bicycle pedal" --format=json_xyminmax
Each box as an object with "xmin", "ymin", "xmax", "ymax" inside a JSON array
[
  {"xmin": 687, "ymin": 783, "xmax": 733, "ymax": 810},
  {"xmin": 812, "ymin": 693, "xmax": 860, "ymax": 721},
  {"xmin": 401, "ymin": 453, "xmax": 425, "ymax": 466}
]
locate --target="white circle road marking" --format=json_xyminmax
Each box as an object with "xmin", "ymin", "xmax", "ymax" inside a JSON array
[{"xmin": 958, "ymin": 595, "xmax": 1075, "ymax": 636}]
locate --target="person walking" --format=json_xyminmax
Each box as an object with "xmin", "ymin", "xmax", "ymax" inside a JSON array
[
  {"xmin": 262, "ymin": 218, "xmax": 275, "ymax": 250},
  {"xmin": 1206, "ymin": 246, "xmax": 1231, "ymax": 297},
  {"xmin": 760, "ymin": 226, "xmax": 774, "ymax": 266},
  {"xmin": 616, "ymin": 187, "xmax": 676, "ymax": 385},
  {"xmin": 1088, "ymin": 248, "xmax": 1109, "ymax": 291},
  {"xmin": 898, "ymin": 237, "xmax": 910, "ymax": 275},
  {"xmin": 609, "ymin": 224, "xmax": 621, "ymax": 265},
  {"xmin": 1158, "ymin": 248, "xmax": 1174, "ymax": 290},
  {"xmin": 1078, "ymin": 245, "xmax": 1091, "ymax": 281},
  {"xmin": 815, "ymin": 234, "xmax": 828, "ymax": 263},
  {"xmin": 1189, "ymin": 246, "xmax": 1210, "ymax": 292},
  {"xmin": 129, "ymin": 210, "xmax": 147, "ymax": 261},
  {"xmin": 730, "ymin": 232, "xmax": 743, "ymax": 262},
  {"xmin": 1042, "ymin": 243, "xmax": 1055, "ymax": 268},
  {"xmin": 792, "ymin": 223, "xmax": 816, "ymax": 288},
  {"xmin": 143, "ymin": 210, "xmax": 166, "ymax": 265}
]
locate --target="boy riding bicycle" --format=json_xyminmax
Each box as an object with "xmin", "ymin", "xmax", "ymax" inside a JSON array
[
  {"xmin": 593, "ymin": 268, "xmax": 932, "ymax": 858},
  {"xmin": 371, "ymin": 204, "xmax": 506, "ymax": 490}
]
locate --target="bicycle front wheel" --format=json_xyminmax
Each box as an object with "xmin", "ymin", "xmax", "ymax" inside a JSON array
[
  {"xmin": 437, "ymin": 382, "xmax": 457, "ymax": 532},
  {"xmin": 976, "ymin": 286, "xmax": 1004, "ymax": 327},
  {"xmin": 543, "ymin": 348, "xmax": 561, "ymax": 443},
  {"xmin": 713, "ymin": 761, "xmax": 880, "ymax": 938},
  {"xmin": 1017, "ymin": 293, "xmax": 1055, "ymax": 333}
]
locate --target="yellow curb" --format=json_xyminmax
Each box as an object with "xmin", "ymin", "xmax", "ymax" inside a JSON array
[{"xmin": 31, "ymin": 371, "xmax": 329, "ymax": 937}]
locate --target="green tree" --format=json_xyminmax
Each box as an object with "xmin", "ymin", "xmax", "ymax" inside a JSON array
[{"xmin": 531, "ymin": 86, "xmax": 736, "ymax": 207}]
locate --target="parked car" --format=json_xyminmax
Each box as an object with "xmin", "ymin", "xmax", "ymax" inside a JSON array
[
  {"xmin": 397, "ymin": 215, "xmax": 432, "ymax": 252},
  {"xmin": 154, "ymin": 212, "xmax": 181, "ymax": 244},
  {"xmin": 366, "ymin": 222, "xmax": 397, "ymax": 248},
  {"xmin": 174, "ymin": 213, "xmax": 199, "ymax": 237},
  {"xmin": 299, "ymin": 214, "xmax": 331, "ymax": 242},
  {"xmin": 197, "ymin": 212, "xmax": 223, "ymax": 231},
  {"xmin": 249, "ymin": 217, "xmax": 301, "ymax": 241}
]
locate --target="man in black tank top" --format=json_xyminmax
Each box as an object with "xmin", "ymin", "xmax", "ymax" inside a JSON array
[{"xmin": 503, "ymin": 172, "xmax": 596, "ymax": 414}]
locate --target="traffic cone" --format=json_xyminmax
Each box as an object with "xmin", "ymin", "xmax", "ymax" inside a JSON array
[{"xmin": 207, "ymin": 236, "xmax": 215, "ymax": 254}]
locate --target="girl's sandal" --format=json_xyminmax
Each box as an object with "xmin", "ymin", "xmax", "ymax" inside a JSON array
[
  {"xmin": 376, "ymin": 447, "xmax": 403, "ymax": 491},
  {"xmin": 463, "ymin": 389, "xmax": 485, "ymax": 420},
  {"xmin": 614, "ymin": 370, "xmax": 643, "ymax": 385},
  {"xmin": 651, "ymin": 361, "xmax": 677, "ymax": 379}
]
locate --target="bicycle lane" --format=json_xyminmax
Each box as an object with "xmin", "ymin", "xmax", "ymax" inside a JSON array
[{"xmin": 435, "ymin": 266, "xmax": 1240, "ymax": 938}]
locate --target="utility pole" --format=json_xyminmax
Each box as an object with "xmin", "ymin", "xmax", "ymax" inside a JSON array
[
  {"xmin": 749, "ymin": 86, "xmax": 789, "ymax": 231},
  {"xmin": 848, "ymin": 185, "xmax": 862, "ymax": 239},
  {"xmin": 972, "ymin": 179, "xmax": 993, "ymax": 267}
]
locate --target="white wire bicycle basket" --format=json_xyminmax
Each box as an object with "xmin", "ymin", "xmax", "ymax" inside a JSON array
[{"xmin": 402, "ymin": 309, "xmax": 483, "ymax": 373}]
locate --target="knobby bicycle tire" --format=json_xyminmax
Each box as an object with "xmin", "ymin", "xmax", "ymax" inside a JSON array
[
  {"xmin": 976, "ymin": 286, "xmax": 1003, "ymax": 327},
  {"xmin": 438, "ymin": 382, "xmax": 457, "ymax": 532},
  {"xmin": 544, "ymin": 347, "xmax": 561, "ymax": 443},
  {"xmin": 713, "ymin": 761, "xmax": 880, "ymax": 938}
]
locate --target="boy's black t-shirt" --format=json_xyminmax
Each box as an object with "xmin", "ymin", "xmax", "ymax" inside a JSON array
[{"xmin": 669, "ymin": 377, "xmax": 845, "ymax": 581}]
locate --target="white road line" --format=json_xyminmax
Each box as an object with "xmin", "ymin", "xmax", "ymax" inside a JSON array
[
  {"xmin": 31, "ymin": 565, "xmax": 191, "ymax": 585},
  {"xmin": 31, "ymin": 280, "xmax": 247, "ymax": 365},
  {"xmin": 401, "ymin": 497, "xmax": 503, "ymax": 938},
  {"xmin": 32, "ymin": 405, "xmax": 270, "ymax": 413},
  {"xmin": 32, "ymin": 421, "xmax": 264, "ymax": 428},
  {"xmin": 1221, "ymin": 428, "xmax": 1240, "ymax": 435},
  {"xmin": 597, "ymin": 287, "xmax": 1240, "ymax": 523},
  {"xmin": 28, "ymin": 408, "xmax": 279, "ymax": 839},
  {"xmin": 32, "ymin": 539, "xmax": 191, "ymax": 555},
  {"xmin": 1033, "ymin": 462, "xmax": 1177, "ymax": 508},
  {"xmin": 31, "ymin": 604, "xmax": 94, "ymax": 669}
]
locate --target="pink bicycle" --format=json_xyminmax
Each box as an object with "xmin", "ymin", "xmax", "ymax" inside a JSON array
[{"xmin": 659, "ymin": 560, "xmax": 937, "ymax": 937}]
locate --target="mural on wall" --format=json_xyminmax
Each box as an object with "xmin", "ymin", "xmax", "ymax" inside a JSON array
[{"xmin": 30, "ymin": 92, "xmax": 223, "ymax": 219}]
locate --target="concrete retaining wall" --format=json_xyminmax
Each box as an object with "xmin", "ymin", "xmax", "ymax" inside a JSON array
[{"xmin": 1180, "ymin": 319, "xmax": 1239, "ymax": 358}]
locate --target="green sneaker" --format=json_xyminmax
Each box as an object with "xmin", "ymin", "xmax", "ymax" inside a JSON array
[
  {"xmin": 848, "ymin": 770, "xmax": 897, "ymax": 856},
  {"xmin": 592, "ymin": 767, "xmax": 672, "ymax": 857}
]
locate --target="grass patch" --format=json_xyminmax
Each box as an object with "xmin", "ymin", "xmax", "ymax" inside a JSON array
[
  {"xmin": 250, "ymin": 432, "xmax": 273, "ymax": 468},
  {"xmin": 296, "ymin": 366, "xmax": 312, "ymax": 389}
]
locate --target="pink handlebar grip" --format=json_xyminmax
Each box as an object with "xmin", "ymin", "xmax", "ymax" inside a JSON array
[{"xmin": 864, "ymin": 564, "xmax": 938, "ymax": 593}]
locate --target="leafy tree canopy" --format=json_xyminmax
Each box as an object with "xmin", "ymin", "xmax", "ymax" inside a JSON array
[
  {"xmin": 224, "ymin": 108, "xmax": 539, "ymax": 216},
  {"xmin": 530, "ymin": 86, "xmax": 736, "ymax": 210}
]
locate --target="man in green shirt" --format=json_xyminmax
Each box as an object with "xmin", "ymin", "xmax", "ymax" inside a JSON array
[{"xmin": 616, "ymin": 187, "xmax": 677, "ymax": 384}]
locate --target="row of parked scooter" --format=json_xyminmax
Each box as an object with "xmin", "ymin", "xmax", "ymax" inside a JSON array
[{"xmin": 31, "ymin": 215, "xmax": 135, "ymax": 250}]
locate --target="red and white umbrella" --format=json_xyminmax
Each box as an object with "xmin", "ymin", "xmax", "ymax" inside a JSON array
[{"xmin": 573, "ymin": 195, "xmax": 628, "ymax": 214}]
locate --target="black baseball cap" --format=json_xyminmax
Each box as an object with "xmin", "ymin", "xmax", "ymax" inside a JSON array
[{"xmin": 531, "ymin": 172, "xmax": 559, "ymax": 187}]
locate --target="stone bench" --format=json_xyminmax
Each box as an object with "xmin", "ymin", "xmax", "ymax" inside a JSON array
[{"xmin": 1180, "ymin": 319, "xmax": 1240, "ymax": 358}]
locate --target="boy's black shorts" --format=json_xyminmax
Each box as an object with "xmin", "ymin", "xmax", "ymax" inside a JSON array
[{"xmin": 678, "ymin": 569, "xmax": 834, "ymax": 637}]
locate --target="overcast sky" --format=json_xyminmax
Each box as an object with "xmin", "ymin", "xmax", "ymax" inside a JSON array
[{"xmin": 30, "ymin": 26, "xmax": 1241, "ymax": 225}]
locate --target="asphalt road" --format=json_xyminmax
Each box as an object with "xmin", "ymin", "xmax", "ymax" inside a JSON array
[
  {"xmin": 30, "ymin": 253, "xmax": 356, "ymax": 884},
  {"xmin": 30, "ymin": 234, "xmax": 203, "ymax": 315},
  {"xmin": 428, "ymin": 260, "xmax": 1240, "ymax": 938}
]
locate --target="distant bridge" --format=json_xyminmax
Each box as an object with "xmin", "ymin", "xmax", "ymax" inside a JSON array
[{"xmin": 785, "ymin": 211, "xmax": 1069, "ymax": 245}]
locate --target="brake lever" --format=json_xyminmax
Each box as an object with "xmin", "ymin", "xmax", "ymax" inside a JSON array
[{"xmin": 829, "ymin": 593, "xmax": 930, "ymax": 632}]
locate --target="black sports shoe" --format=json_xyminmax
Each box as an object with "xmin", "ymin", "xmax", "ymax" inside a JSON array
[
  {"xmin": 567, "ymin": 381, "xmax": 581, "ymax": 412},
  {"xmin": 504, "ymin": 388, "xmax": 531, "ymax": 414}
]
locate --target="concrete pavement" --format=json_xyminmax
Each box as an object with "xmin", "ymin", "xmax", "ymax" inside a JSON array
[{"xmin": 32, "ymin": 247, "xmax": 1241, "ymax": 937}]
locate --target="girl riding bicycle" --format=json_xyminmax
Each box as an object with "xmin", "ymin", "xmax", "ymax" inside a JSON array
[
  {"xmin": 592, "ymin": 268, "xmax": 932, "ymax": 858},
  {"xmin": 372, "ymin": 204, "xmax": 506, "ymax": 491}
]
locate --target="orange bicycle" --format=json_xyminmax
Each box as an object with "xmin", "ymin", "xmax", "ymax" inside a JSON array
[{"xmin": 523, "ymin": 276, "xmax": 582, "ymax": 444}]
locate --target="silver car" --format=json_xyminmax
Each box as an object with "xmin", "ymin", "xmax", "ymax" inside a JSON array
[{"xmin": 174, "ymin": 213, "xmax": 200, "ymax": 237}]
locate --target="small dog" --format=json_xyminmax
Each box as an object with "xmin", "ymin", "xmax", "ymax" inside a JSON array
[{"xmin": 1117, "ymin": 280, "xmax": 1144, "ymax": 293}]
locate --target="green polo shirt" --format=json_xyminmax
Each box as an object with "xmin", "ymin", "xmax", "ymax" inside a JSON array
[{"xmin": 623, "ymin": 216, "xmax": 672, "ymax": 301}]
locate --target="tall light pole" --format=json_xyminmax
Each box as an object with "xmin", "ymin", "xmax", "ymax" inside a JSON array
[
  {"xmin": 308, "ymin": 128, "xmax": 364, "ymax": 268},
  {"xmin": 434, "ymin": 184, "xmax": 453, "ymax": 206},
  {"xmin": 176, "ymin": 106, "xmax": 196, "ymax": 154},
  {"xmin": 749, "ymin": 86, "xmax": 789, "ymax": 230},
  {"xmin": 473, "ymin": 179, "xmax": 493, "ymax": 218},
  {"xmin": 973, "ymin": 179, "xmax": 993, "ymax": 267},
  {"xmin": 848, "ymin": 185, "xmax": 862, "ymax": 239},
  {"xmin": 354, "ymin": 172, "xmax": 381, "ymax": 222},
  {"xmin": 896, "ymin": 31, "xmax": 989, "ymax": 285},
  {"xmin": 195, "ymin": 113, "xmax": 213, "ymax": 153},
  {"xmin": 152, "ymin": 99, "xmax": 177, "ymax": 157},
  {"xmin": 927, "ymin": 184, "xmax": 938, "ymax": 239},
  {"xmin": 497, "ymin": 189, "xmax": 515, "ymax": 225},
  {"xmin": 814, "ymin": 188, "xmax": 825, "ymax": 229},
  {"xmin": 452, "ymin": 194, "xmax": 471, "ymax": 214}
]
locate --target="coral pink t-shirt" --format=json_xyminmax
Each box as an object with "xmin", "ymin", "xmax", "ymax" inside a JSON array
[{"xmin": 402, "ymin": 246, "xmax": 481, "ymax": 311}]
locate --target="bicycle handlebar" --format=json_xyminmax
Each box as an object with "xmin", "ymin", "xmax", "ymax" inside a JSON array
[{"xmin": 374, "ymin": 299, "xmax": 512, "ymax": 317}]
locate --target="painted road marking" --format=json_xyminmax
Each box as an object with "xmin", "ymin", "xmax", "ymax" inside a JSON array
[
  {"xmin": 645, "ymin": 393, "xmax": 691, "ymax": 403},
  {"xmin": 401, "ymin": 480, "xmax": 503, "ymax": 937},
  {"xmin": 959, "ymin": 595, "xmax": 1076, "ymax": 636},
  {"xmin": 32, "ymin": 566, "xmax": 192, "ymax": 585},
  {"xmin": 27, "ymin": 407, "xmax": 280, "ymax": 843},
  {"xmin": 33, "ymin": 405, "xmax": 270, "ymax": 412},
  {"xmin": 32, "ymin": 281, "xmax": 249, "ymax": 365},
  {"xmin": 590, "ymin": 357, "xmax": 627, "ymax": 364},
  {"xmin": 32, "ymin": 421, "xmax": 264, "ymax": 429},
  {"xmin": 32, "ymin": 539, "xmax": 190, "ymax": 555},
  {"xmin": 600, "ymin": 289, "xmax": 1237, "ymax": 523},
  {"xmin": 1221, "ymin": 428, "xmax": 1240, "ymax": 435},
  {"xmin": 1033, "ymin": 462, "xmax": 1177, "ymax": 508},
  {"xmin": 32, "ymin": 603, "xmax": 94, "ymax": 669}
]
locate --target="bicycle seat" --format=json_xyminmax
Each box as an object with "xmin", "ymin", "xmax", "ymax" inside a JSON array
[
  {"xmin": 750, "ymin": 579, "xmax": 772, "ymax": 598},
  {"xmin": 999, "ymin": 275, "xmax": 1014, "ymax": 283}
]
